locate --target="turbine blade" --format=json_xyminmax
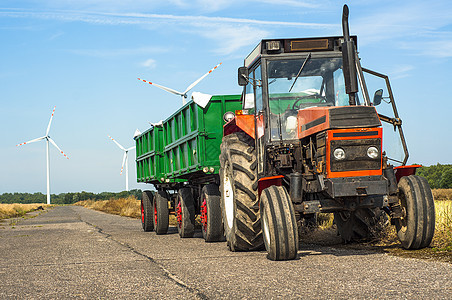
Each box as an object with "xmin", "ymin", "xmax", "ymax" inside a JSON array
[
  {"xmin": 108, "ymin": 135, "xmax": 126, "ymax": 151},
  {"xmin": 46, "ymin": 106, "xmax": 56, "ymax": 136},
  {"xmin": 48, "ymin": 138, "xmax": 69, "ymax": 159},
  {"xmin": 183, "ymin": 62, "xmax": 222, "ymax": 95},
  {"xmin": 16, "ymin": 136, "xmax": 46, "ymax": 147},
  {"xmin": 120, "ymin": 152, "xmax": 127, "ymax": 175},
  {"xmin": 126, "ymin": 146, "xmax": 136, "ymax": 151},
  {"xmin": 137, "ymin": 78, "xmax": 184, "ymax": 96}
]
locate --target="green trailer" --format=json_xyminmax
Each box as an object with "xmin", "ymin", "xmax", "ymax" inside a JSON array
[{"xmin": 135, "ymin": 94, "xmax": 242, "ymax": 240}]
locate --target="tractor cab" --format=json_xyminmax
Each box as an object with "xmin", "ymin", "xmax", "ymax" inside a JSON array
[{"xmin": 239, "ymin": 37, "xmax": 354, "ymax": 143}]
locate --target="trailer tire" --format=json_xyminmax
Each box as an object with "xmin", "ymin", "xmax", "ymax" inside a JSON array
[
  {"xmin": 201, "ymin": 184, "xmax": 224, "ymax": 242},
  {"xmin": 395, "ymin": 175, "xmax": 435, "ymax": 249},
  {"xmin": 260, "ymin": 185, "xmax": 298, "ymax": 261},
  {"xmin": 154, "ymin": 191, "xmax": 169, "ymax": 235},
  {"xmin": 176, "ymin": 188, "xmax": 195, "ymax": 238},
  {"xmin": 220, "ymin": 132, "xmax": 263, "ymax": 251},
  {"xmin": 141, "ymin": 191, "xmax": 154, "ymax": 232},
  {"xmin": 334, "ymin": 207, "xmax": 387, "ymax": 243}
]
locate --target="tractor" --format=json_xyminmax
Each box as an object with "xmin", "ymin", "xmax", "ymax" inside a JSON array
[{"xmin": 219, "ymin": 4, "xmax": 435, "ymax": 260}]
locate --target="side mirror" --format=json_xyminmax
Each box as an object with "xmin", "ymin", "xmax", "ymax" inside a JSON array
[
  {"xmin": 373, "ymin": 89, "xmax": 383, "ymax": 106},
  {"xmin": 238, "ymin": 66, "xmax": 248, "ymax": 86}
]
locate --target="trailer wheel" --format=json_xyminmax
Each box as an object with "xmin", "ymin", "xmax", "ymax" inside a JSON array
[
  {"xmin": 219, "ymin": 132, "xmax": 263, "ymax": 251},
  {"xmin": 395, "ymin": 175, "xmax": 435, "ymax": 249},
  {"xmin": 334, "ymin": 207, "xmax": 387, "ymax": 243},
  {"xmin": 176, "ymin": 188, "xmax": 195, "ymax": 238},
  {"xmin": 200, "ymin": 184, "xmax": 224, "ymax": 242},
  {"xmin": 260, "ymin": 185, "xmax": 298, "ymax": 261},
  {"xmin": 141, "ymin": 191, "xmax": 154, "ymax": 232},
  {"xmin": 154, "ymin": 191, "xmax": 169, "ymax": 235}
]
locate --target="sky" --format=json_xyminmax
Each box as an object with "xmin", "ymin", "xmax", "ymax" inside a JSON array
[{"xmin": 1, "ymin": 0, "xmax": 451, "ymax": 194}]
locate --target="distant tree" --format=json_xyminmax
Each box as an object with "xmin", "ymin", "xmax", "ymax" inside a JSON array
[{"xmin": 417, "ymin": 163, "xmax": 452, "ymax": 189}]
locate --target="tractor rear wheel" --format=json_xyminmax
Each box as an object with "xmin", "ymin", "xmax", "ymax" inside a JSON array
[
  {"xmin": 395, "ymin": 175, "xmax": 435, "ymax": 249},
  {"xmin": 220, "ymin": 132, "xmax": 263, "ymax": 251},
  {"xmin": 141, "ymin": 190, "xmax": 154, "ymax": 232},
  {"xmin": 260, "ymin": 185, "xmax": 298, "ymax": 261},
  {"xmin": 201, "ymin": 184, "xmax": 224, "ymax": 242},
  {"xmin": 334, "ymin": 207, "xmax": 387, "ymax": 243},
  {"xmin": 154, "ymin": 191, "xmax": 169, "ymax": 235},
  {"xmin": 176, "ymin": 188, "xmax": 195, "ymax": 238}
]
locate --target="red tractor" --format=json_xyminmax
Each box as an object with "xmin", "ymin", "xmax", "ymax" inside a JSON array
[{"xmin": 219, "ymin": 5, "xmax": 435, "ymax": 260}]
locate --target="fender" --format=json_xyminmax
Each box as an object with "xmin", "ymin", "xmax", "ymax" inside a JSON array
[
  {"xmin": 223, "ymin": 113, "xmax": 264, "ymax": 139},
  {"xmin": 394, "ymin": 164, "xmax": 422, "ymax": 182},
  {"xmin": 258, "ymin": 175, "xmax": 284, "ymax": 198}
]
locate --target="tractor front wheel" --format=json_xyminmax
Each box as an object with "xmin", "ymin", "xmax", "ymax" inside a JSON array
[
  {"xmin": 395, "ymin": 175, "xmax": 435, "ymax": 249},
  {"xmin": 260, "ymin": 185, "xmax": 298, "ymax": 261}
]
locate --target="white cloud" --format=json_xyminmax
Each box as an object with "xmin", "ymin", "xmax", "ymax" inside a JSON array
[
  {"xmin": 141, "ymin": 58, "xmax": 156, "ymax": 69},
  {"xmin": 0, "ymin": 8, "xmax": 335, "ymax": 56},
  {"xmin": 68, "ymin": 46, "xmax": 166, "ymax": 58},
  {"xmin": 352, "ymin": 1, "xmax": 452, "ymax": 59},
  {"xmin": 388, "ymin": 65, "xmax": 415, "ymax": 80},
  {"xmin": 0, "ymin": 9, "xmax": 335, "ymax": 29},
  {"xmin": 199, "ymin": 24, "xmax": 269, "ymax": 55}
]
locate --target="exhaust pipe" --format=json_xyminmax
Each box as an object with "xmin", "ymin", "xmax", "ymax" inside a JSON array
[{"xmin": 341, "ymin": 4, "xmax": 358, "ymax": 105}]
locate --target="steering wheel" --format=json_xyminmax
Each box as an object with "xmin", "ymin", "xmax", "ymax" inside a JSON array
[{"xmin": 291, "ymin": 94, "xmax": 328, "ymax": 110}]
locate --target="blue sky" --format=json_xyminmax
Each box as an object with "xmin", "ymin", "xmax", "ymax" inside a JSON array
[{"xmin": 1, "ymin": 0, "xmax": 451, "ymax": 194}]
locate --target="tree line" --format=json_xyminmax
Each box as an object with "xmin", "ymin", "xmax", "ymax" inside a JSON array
[
  {"xmin": 0, "ymin": 164, "xmax": 450, "ymax": 204},
  {"xmin": 417, "ymin": 164, "xmax": 452, "ymax": 189},
  {"xmin": 0, "ymin": 189, "xmax": 143, "ymax": 204}
]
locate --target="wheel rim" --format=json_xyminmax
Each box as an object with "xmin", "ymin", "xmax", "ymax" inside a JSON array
[
  {"xmin": 154, "ymin": 200, "xmax": 158, "ymax": 225},
  {"xmin": 201, "ymin": 196, "xmax": 207, "ymax": 233},
  {"xmin": 262, "ymin": 209, "xmax": 271, "ymax": 250},
  {"xmin": 223, "ymin": 163, "xmax": 234, "ymax": 229},
  {"xmin": 399, "ymin": 192, "xmax": 408, "ymax": 233},
  {"xmin": 176, "ymin": 199, "xmax": 182, "ymax": 229},
  {"xmin": 141, "ymin": 201, "xmax": 145, "ymax": 223}
]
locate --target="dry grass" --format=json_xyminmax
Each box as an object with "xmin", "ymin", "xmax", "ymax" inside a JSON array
[
  {"xmin": 431, "ymin": 200, "xmax": 452, "ymax": 251},
  {"xmin": 74, "ymin": 196, "xmax": 140, "ymax": 218},
  {"xmin": 0, "ymin": 203, "xmax": 49, "ymax": 220},
  {"xmin": 432, "ymin": 189, "xmax": 452, "ymax": 201}
]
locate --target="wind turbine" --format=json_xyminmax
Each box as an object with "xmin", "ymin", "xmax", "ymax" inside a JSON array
[
  {"xmin": 108, "ymin": 135, "xmax": 135, "ymax": 192},
  {"xmin": 137, "ymin": 62, "xmax": 222, "ymax": 105},
  {"xmin": 16, "ymin": 106, "xmax": 69, "ymax": 205}
]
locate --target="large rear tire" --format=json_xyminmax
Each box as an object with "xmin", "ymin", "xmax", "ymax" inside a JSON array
[
  {"xmin": 260, "ymin": 185, "xmax": 298, "ymax": 261},
  {"xmin": 176, "ymin": 188, "xmax": 195, "ymax": 238},
  {"xmin": 395, "ymin": 175, "xmax": 435, "ymax": 249},
  {"xmin": 154, "ymin": 191, "xmax": 169, "ymax": 235},
  {"xmin": 334, "ymin": 207, "xmax": 387, "ymax": 243},
  {"xmin": 220, "ymin": 132, "xmax": 263, "ymax": 251},
  {"xmin": 141, "ymin": 191, "xmax": 154, "ymax": 232},
  {"xmin": 201, "ymin": 184, "xmax": 224, "ymax": 242}
]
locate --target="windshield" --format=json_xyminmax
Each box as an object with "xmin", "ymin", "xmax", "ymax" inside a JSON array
[{"xmin": 267, "ymin": 56, "xmax": 347, "ymax": 140}]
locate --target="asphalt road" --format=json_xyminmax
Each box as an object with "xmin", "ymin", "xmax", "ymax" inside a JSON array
[{"xmin": 1, "ymin": 206, "xmax": 451, "ymax": 299}]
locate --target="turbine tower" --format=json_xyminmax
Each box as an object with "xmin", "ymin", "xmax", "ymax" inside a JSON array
[
  {"xmin": 16, "ymin": 106, "xmax": 69, "ymax": 204},
  {"xmin": 108, "ymin": 135, "xmax": 135, "ymax": 192},
  {"xmin": 137, "ymin": 62, "xmax": 222, "ymax": 105}
]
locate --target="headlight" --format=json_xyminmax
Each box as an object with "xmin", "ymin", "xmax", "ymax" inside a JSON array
[
  {"xmin": 333, "ymin": 148, "xmax": 345, "ymax": 160},
  {"xmin": 367, "ymin": 146, "xmax": 379, "ymax": 159},
  {"xmin": 223, "ymin": 111, "xmax": 235, "ymax": 122}
]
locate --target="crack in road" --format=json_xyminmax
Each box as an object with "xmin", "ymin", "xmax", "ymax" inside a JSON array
[{"xmin": 82, "ymin": 219, "xmax": 209, "ymax": 300}]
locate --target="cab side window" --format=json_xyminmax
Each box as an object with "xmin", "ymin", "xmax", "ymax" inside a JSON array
[{"xmin": 254, "ymin": 65, "xmax": 263, "ymax": 113}]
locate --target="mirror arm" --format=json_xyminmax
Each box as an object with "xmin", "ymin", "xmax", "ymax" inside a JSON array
[{"xmin": 355, "ymin": 53, "xmax": 371, "ymax": 106}]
